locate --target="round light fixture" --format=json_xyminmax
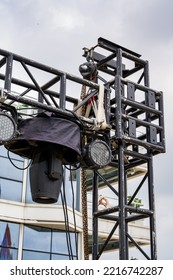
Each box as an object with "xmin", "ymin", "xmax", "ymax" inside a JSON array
[
  {"xmin": 0, "ymin": 113, "xmax": 16, "ymax": 144},
  {"xmin": 84, "ymin": 139, "xmax": 111, "ymax": 169}
]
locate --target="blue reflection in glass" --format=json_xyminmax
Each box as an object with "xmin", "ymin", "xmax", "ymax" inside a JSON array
[
  {"xmin": 52, "ymin": 231, "xmax": 76, "ymax": 255},
  {"xmin": 23, "ymin": 226, "xmax": 51, "ymax": 252},
  {"xmin": 22, "ymin": 250, "xmax": 50, "ymax": 260},
  {"xmin": 51, "ymin": 253, "xmax": 70, "ymax": 260},
  {"xmin": 22, "ymin": 225, "xmax": 77, "ymax": 260},
  {"xmin": 0, "ymin": 221, "xmax": 19, "ymax": 260},
  {"xmin": 0, "ymin": 178, "xmax": 22, "ymax": 201},
  {"xmin": 0, "ymin": 157, "xmax": 23, "ymax": 181},
  {"xmin": 0, "ymin": 146, "xmax": 23, "ymax": 161}
]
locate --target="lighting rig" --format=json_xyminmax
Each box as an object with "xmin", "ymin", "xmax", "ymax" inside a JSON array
[{"xmin": 0, "ymin": 38, "xmax": 165, "ymax": 259}]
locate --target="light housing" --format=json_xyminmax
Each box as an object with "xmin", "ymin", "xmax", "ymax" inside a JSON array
[
  {"xmin": 0, "ymin": 113, "xmax": 16, "ymax": 144},
  {"xmin": 30, "ymin": 145, "xmax": 62, "ymax": 204},
  {"xmin": 83, "ymin": 139, "xmax": 111, "ymax": 169}
]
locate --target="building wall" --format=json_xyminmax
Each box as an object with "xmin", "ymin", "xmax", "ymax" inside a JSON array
[
  {"xmin": 0, "ymin": 146, "xmax": 81, "ymax": 260},
  {"xmin": 0, "ymin": 146, "xmax": 150, "ymax": 260}
]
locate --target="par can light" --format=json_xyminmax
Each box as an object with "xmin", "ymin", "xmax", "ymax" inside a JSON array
[
  {"xmin": 83, "ymin": 139, "xmax": 111, "ymax": 169},
  {"xmin": 0, "ymin": 113, "xmax": 16, "ymax": 144}
]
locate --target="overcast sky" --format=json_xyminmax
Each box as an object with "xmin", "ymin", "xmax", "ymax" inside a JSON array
[{"xmin": 0, "ymin": 0, "xmax": 173, "ymax": 260}]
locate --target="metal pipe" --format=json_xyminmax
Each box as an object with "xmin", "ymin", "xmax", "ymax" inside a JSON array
[
  {"xmin": 122, "ymin": 97, "xmax": 162, "ymax": 115},
  {"xmin": 122, "ymin": 113, "xmax": 163, "ymax": 131},
  {"xmin": 92, "ymin": 171, "xmax": 98, "ymax": 260},
  {"xmin": 60, "ymin": 74, "xmax": 66, "ymax": 110},
  {"xmin": 122, "ymin": 135, "xmax": 164, "ymax": 152},
  {"xmin": 4, "ymin": 54, "xmax": 13, "ymax": 91},
  {"xmin": 94, "ymin": 206, "xmax": 119, "ymax": 217},
  {"xmin": 121, "ymin": 77, "xmax": 162, "ymax": 96}
]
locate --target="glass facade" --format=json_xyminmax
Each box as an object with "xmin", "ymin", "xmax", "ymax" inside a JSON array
[
  {"xmin": 0, "ymin": 146, "xmax": 80, "ymax": 207},
  {"xmin": 0, "ymin": 221, "xmax": 77, "ymax": 260},
  {"xmin": 0, "ymin": 147, "xmax": 23, "ymax": 202},
  {"xmin": 0, "ymin": 221, "xmax": 19, "ymax": 260},
  {"xmin": 23, "ymin": 225, "xmax": 77, "ymax": 260},
  {"xmin": 0, "ymin": 146, "xmax": 79, "ymax": 260},
  {"xmin": 0, "ymin": 144, "xmax": 149, "ymax": 260}
]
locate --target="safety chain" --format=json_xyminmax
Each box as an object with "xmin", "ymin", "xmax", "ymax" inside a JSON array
[{"xmin": 80, "ymin": 84, "xmax": 89, "ymax": 260}]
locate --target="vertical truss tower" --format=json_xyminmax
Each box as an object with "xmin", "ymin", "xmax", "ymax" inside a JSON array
[{"xmin": 84, "ymin": 38, "xmax": 165, "ymax": 260}]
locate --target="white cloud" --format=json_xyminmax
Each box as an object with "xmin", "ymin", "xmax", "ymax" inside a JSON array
[
  {"xmin": 50, "ymin": 8, "xmax": 86, "ymax": 31},
  {"xmin": 156, "ymin": 194, "xmax": 173, "ymax": 259}
]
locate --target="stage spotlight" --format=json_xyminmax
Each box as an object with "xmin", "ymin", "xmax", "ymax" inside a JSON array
[
  {"xmin": 0, "ymin": 112, "xmax": 16, "ymax": 144},
  {"xmin": 83, "ymin": 139, "xmax": 111, "ymax": 169},
  {"xmin": 30, "ymin": 146, "xmax": 62, "ymax": 204}
]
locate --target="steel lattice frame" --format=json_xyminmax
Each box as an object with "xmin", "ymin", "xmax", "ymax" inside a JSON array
[{"xmin": 0, "ymin": 38, "xmax": 165, "ymax": 259}]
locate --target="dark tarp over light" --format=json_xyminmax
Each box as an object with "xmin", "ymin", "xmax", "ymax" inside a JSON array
[{"xmin": 5, "ymin": 113, "xmax": 81, "ymax": 164}]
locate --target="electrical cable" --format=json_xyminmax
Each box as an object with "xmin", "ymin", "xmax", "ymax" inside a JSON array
[
  {"xmin": 69, "ymin": 168, "xmax": 79, "ymax": 259},
  {"xmin": 60, "ymin": 188, "xmax": 73, "ymax": 260},
  {"xmin": 61, "ymin": 167, "xmax": 74, "ymax": 259},
  {"xmin": 64, "ymin": 164, "xmax": 80, "ymax": 171},
  {"xmin": 7, "ymin": 150, "xmax": 32, "ymax": 170}
]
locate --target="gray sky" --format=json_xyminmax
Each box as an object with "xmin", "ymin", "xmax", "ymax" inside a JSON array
[{"xmin": 0, "ymin": 0, "xmax": 173, "ymax": 259}]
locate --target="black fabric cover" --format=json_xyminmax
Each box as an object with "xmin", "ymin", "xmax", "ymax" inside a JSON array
[{"xmin": 5, "ymin": 115, "xmax": 81, "ymax": 163}]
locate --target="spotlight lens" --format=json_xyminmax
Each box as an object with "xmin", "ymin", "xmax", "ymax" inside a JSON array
[
  {"xmin": 0, "ymin": 113, "xmax": 16, "ymax": 143},
  {"xmin": 89, "ymin": 140, "xmax": 111, "ymax": 168}
]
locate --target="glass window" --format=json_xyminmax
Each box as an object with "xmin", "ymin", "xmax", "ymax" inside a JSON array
[
  {"xmin": 0, "ymin": 221, "xmax": 19, "ymax": 260},
  {"xmin": 0, "ymin": 157, "xmax": 23, "ymax": 181},
  {"xmin": 23, "ymin": 226, "xmax": 51, "ymax": 252},
  {"xmin": 22, "ymin": 225, "xmax": 77, "ymax": 260},
  {"xmin": 22, "ymin": 250, "xmax": 50, "ymax": 260},
  {"xmin": 0, "ymin": 147, "xmax": 24, "ymax": 202},
  {"xmin": 52, "ymin": 231, "xmax": 76, "ymax": 255},
  {"xmin": 25, "ymin": 173, "xmax": 33, "ymax": 203},
  {"xmin": 51, "ymin": 253, "xmax": 70, "ymax": 260},
  {"xmin": 0, "ymin": 146, "xmax": 23, "ymax": 161},
  {"xmin": 0, "ymin": 178, "xmax": 22, "ymax": 201}
]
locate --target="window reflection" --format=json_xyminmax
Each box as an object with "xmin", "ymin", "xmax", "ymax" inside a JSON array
[
  {"xmin": 0, "ymin": 222, "xmax": 77, "ymax": 260},
  {"xmin": 52, "ymin": 231, "xmax": 76, "ymax": 255},
  {"xmin": 23, "ymin": 250, "xmax": 50, "ymax": 260},
  {"xmin": 0, "ymin": 157, "xmax": 23, "ymax": 180},
  {"xmin": 51, "ymin": 254, "xmax": 71, "ymax": 260},
  {"xmin": 0, "ymin": 146, "xmax": 23, "ymax": 161},
  {"xmin": 0, "ymin": 178, "xmax": 22, "ymax": 201},
  {"xmin": 22, "ymin": 225, "xmax": 77, "ymax": 260},
  {"xmin": 0, "ymin": 146, "xmax": 23, "ymax": 202},
  {"xmin": 0, "ymin": 148, "xmax": 24, "ymax": 181},
  {"xmin": 23, "ymin": 226, "xmax": 51, "ymax": 252},
  {"xmin": 0, "ymin": 221, "xmax": 19, "ymax": 260}
]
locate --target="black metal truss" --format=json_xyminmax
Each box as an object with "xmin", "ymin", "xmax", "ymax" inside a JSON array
[
  {"xmin": 87, "ymin": 38, "xmax": 165, "ymax": 260},
  {"xmin": 0, "ymin": 37, "xmax": 165, "ymax": 260}
]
